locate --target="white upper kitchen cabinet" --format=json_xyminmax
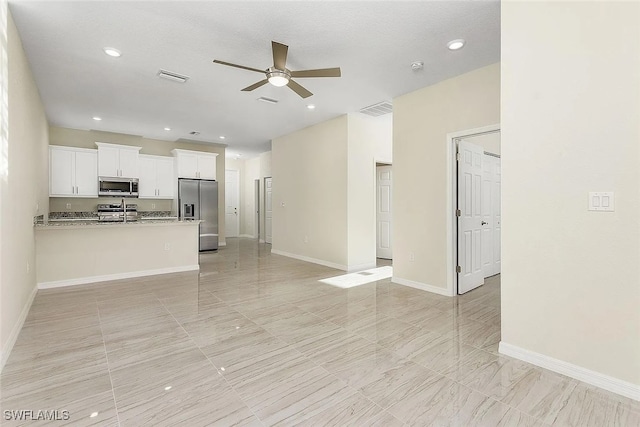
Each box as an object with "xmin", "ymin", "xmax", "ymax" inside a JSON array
[
  {"xmin": 49, "ymin": 146, "xmax": 98, "ymax": 197},
  {"xmin": 96, "ymin": 142, "xmax": 141, "ymax": 178},
  {"xmin": 171, "ymin": 149, "xmax": 218, "ymax": 180},
  {"xmin": 138, "ymin": 155, "xmax": 175, "ymax": 199}
]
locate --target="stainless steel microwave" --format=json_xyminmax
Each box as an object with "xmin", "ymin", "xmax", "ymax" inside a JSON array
[{"xmin": 98, "ymin": 177, "xmax": 139, "ymax": 197}]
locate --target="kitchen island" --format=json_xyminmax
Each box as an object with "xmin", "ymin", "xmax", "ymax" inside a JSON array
[{"xmin": 35, "ymin": 219, "xmax": 200, "ymax": 289}]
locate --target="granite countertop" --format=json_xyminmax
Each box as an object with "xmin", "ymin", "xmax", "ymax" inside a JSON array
[
  {"xmin": 35, "ymin": 218, "xmax": 200, "ymax": 229},
  {"xmin": 37, "ymin": 211, "xmax": 186, "ymax": 228}
]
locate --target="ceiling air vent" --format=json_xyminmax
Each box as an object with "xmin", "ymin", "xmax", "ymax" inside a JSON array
[
  {"xmin": 257, "ymin": 97, "xmax": 279, "ymax": 104},
  {"xmin": 359, "ymin": 101, "xmax": 393, "ymax": 117},
  {"xmin": 157, "ymin": 69, "xmax": 190, "ymax": 83}
]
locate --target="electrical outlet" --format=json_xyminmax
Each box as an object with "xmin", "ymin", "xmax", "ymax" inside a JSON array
[
  {"xmin": 164, "ymin": 243, "xmax": 170, "ymax": 251},
  {"xmin": 151, "ymin": 203, "xmax": 156, "ymax": 209},
  {"xmin": 66, "ymin": 203, "xmax": 71, "ymax": 209},
  {"xmin": 303, "ymin": 235, "xmax": 308, "ymax": 243},
  {"xmin": 409, "ymin": 252, "xmax": 415, "ymax": 262},
  {"xmin": 26, "ymin": 262, "xmax": 30, "ymax": 273}
]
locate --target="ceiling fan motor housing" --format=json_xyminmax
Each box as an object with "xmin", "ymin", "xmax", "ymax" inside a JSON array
[{"xmin": 266, "ymin": 67, "xmax": 291, "ymax": 86}]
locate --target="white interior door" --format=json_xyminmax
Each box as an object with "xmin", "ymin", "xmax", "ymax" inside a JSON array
[
  {"xmin": 481, "ymin": 155, "xmax": 494, "ymax": 277},
  {"xmin": 457, "ymin": 140, "xmax": 485, "ymax": 294},
  {"xmin": 225, "ymin": 169, "xmax": 239, "ymax": 238},
  {"xmin": 493, "ymin": 157, "xmax": 501, "ymax": 275},
  {"xmin": 265, "ymin": 177, "xmax": 272, "ymax": 244},
  {"xmin": 376, "ymin": 165, "xmax": 392, "ymax": 259},
  {"xmin": 481, "ymin": 154, "xmax": 502, "ymax": 277}
]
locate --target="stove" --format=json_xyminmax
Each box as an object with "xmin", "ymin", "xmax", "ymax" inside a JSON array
[{"xmin": 97, "ymin": 203, "xmax": 138, "ymax": 222}]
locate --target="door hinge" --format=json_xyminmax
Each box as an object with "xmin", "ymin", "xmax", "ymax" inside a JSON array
[
  {"xmin": 456, "ymin": 265, "xmax": 462, "ymax": 273},
  {"xmin": 456, "ymin": 152, "xmax": 461, "ymax": 161},
  {"xmin": 456, "ymin": 209, "xmax": 461, "ymax": 217}
]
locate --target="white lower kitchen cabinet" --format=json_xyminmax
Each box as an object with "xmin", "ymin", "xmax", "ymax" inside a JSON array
[
  {"xmin": 138, "ymin": 154, "xmax": 175, "ymax": 199},
  {"xmin": 49, "ymin": 146, "xmax": 98, "ymax": 197}
]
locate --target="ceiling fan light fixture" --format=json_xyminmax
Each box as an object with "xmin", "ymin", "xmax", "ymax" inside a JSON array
[{"xmin": 266, "ymin": 67, "xmax": 290, "ymax": 87}]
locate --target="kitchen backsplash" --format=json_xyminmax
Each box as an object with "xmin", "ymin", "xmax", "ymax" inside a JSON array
[{"xmin": 49, "ymin": 211, "xmax": 98, "ymax": 219}]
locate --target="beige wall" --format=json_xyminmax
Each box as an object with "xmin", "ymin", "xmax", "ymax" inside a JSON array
[
  {"xmin": 1, "ymin": 11, "xmax": 49, "ymax": 367},
  {"xmin": 48, "ymin": 126, "xmax": 227, "ymax": 244},
  {"xmin": 271, "ymin": 113, "xmax": 392, "ymax": 270},
  {"xmin": 272, "ymin": 116, "xmax": 349, "ymax": 267},
  {"xmin": 392, "ymin": 63, "xmax": 500, "ymax": 290},
  {"xmin": 502, "ymin": 1, "xmax": 640, "ymax": 386},
  {"xmin": 347, "ymin": 113, "xmax": 392, "ymax": 269},
  {"xmin": 36, "ymin": 223, "xmax": 199, "ymax": 286}
]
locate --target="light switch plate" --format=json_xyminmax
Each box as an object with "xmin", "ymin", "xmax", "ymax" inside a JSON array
[{"xmin": 588, "ymin": 192, "xmax": 615, "ymax": 211}]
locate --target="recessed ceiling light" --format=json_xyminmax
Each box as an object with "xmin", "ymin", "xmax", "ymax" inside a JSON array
[
  {"xmin": 103, "ymin": 47, "xmax": 121, "ymax": 57},
  {"xmin": 219, "ymin": 136, "xmax": 225, "ymax": 140},
  {"xmin": 447, "ymin": 39, "xmax": 466, "ymax": 50},
  {"xmin": 164, "ymin": 127, "xmax": 171, "ymax": 131},
  {"xmin": 306, "ymin": 104, "xmax": 316, "ymax": 110},
  {"xmin": 92, "ymin": 116, "xmax": 102, "ymax": 121},
  {"xmin": 164, "ymin": 386, "xmax": 172, "ymax": 391},
  {"xmin": 89, "ymin": 412, "xmax": 99, "ymax": 418}
]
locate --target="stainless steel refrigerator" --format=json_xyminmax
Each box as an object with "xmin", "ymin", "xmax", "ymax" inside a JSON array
[{"xmin": 178, "ymin": 179, "xmax": 218, "ymax": 251}]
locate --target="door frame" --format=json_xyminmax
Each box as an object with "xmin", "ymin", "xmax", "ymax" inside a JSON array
[{"xmin": 446, "ymin": 124, "xmax": 500, "ymax": 296}]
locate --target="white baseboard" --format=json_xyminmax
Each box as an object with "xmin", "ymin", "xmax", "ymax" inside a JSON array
[
  {"xmin": 37, "ymin": 265, "xmax": 200, "ymax": 289},
  {"xmin": 392, "ymin": 276, "xmax": 453, "ymax": 296},
  {"xmin": 259, "ymin": 239, "xmax": 265, "ymax": 243},
  {"xmin": 218, "ymin": 242, "xmax": 226, "ymax": 247},
  {"xmin": 499, "ymin": 342, "xmax": 640, "ymax": 401},
  {"xmin": 347, "ymin": 262, "xmax": 378, "ymax": 273},
  {"xmin": 1, "ymin": 285, "xmax": 38, "ymax": 373},
  {"xmin": 271, "ymin": 249, "xmax": 346, "ymax": 271},
  {"xmin": 239, "ymin": 234, "xmax": 256, "ymax": 239}
]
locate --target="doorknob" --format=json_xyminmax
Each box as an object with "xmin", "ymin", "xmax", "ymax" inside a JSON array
[{"xmin": 481, "ymin": 221, "xmax": 488, "ymax": 225}]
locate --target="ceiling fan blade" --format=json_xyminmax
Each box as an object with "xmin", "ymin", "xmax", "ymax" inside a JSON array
[
  {"xmin": 287, "ymin": 79, "xmax": 313, "ymax": 99},
  {"xmin": 272, "ymin": 41, "xmax": 288, "ymax": 70},
  {"xmin": 213, "ymin": 60, "xmax": 265, "ymax": 74},
  {"xmin": 290, "ymin": 67, "xmax": 341, "ymax": 78},
  {"xmin": 241, "ymin": 79, "xmax": 269, "ymax": 92}
]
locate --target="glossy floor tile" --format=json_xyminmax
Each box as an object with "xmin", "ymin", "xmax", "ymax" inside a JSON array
[{"xmin": 1, "ymin": 238, "xmax": 637, "ymax": 426}]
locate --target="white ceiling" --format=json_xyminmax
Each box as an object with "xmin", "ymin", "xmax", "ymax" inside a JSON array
[{"xmin": 9, "ymin": 1, "xmax": 500, "ymax": 158}]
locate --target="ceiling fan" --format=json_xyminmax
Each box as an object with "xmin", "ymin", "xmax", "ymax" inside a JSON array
[{"xmin": 213, "ymin": 41, "xmax": 341, "ymax": 99}]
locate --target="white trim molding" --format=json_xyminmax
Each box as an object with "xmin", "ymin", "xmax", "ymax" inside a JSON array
[
  {"xmin": 499, "ymin": 342, "xmax": 640, "ymax": 401},
  {"xmin": 1, "ymin": 285, "xmax": 38, "ymax": 373},
  {"xmin": 392, "ymin": 276, "xmax": 454, "ymax": 297},
  {"xmin": 239, "ymin": 234, "xmax": 256, "ymax": 239},
  {"xmin": 271, "ymin": 249, "xmax": 346, "ymax": 271},
  {"xmin": 38, "ymin": 265, "xmax": 200, "ymax": 289},
  {"xmin": 347, "ymin": 262, "xmax": 378, "ymax": 273}
]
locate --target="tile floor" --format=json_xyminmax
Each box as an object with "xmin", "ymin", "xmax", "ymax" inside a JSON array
[{"xmin": 1, "ymin": 238, "xmax": 638, "ymax": 426}]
